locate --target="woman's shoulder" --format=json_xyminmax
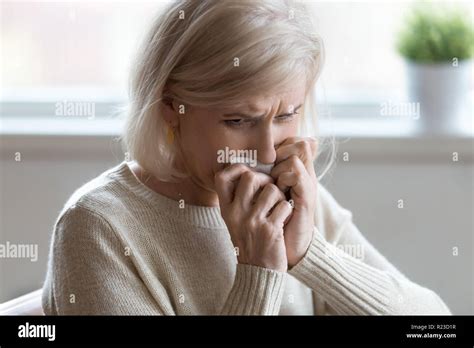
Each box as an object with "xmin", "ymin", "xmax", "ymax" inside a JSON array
[
  {"xmin": 56, "ymin": 162, "xmax": 133, "ymax": 227},
  {"xmin": 47, "ymin": 162, "xmax": 141, "ymax": 261}
]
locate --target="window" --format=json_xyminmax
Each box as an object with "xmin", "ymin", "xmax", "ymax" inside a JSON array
[{"xmin": 1, "ymin": 0, "xmax": 472, "ymax": 124}]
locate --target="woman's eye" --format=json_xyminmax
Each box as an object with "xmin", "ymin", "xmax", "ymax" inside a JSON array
[
  {"xmin": 224, "ymin": 112, "xmax": 298, "ymax": 128},
  {"xmin": 224, "ymin": 119, "xmax": 246, "ymax": 127},
  {"xmin": 276, "ymin": 112, "xmax": 298, "ymax": 122}
]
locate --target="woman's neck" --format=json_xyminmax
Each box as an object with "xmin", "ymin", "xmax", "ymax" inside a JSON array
[{"xmin": 129, "ymin": 162, "xmax": 220, "ymax": 207}]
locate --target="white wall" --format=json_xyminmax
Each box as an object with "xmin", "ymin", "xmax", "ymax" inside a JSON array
[{"xmin": 0, "ymin": 130, "xmax": 472, "ymax": 314}]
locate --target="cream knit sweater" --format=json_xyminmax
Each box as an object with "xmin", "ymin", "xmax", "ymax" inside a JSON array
[{"xmin": 41, "ymin": 161, "xmax": 451, "ymax": 315}]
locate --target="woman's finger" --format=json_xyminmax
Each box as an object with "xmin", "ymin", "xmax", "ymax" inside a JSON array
[
  {"xmin": 251, "ymin": 183, "xmax": 286, "ymax": 218},
  {"xmin": 233, "ymin": 170, "xmax": 273, "ymax": 208},
  {"xmin": 268, "ymin": 200, "xmax": 293, "ymax": 227},
  {"xmin": 275, "ymin": 138, "xmax": 318, "ymax": 171},
  {"xmin": 214, "ymin": 163, "xmax": 252, "ymax": 205},
  {"xmin": 271, "ymin": 156, "xmax": 310, "ymax": 198},
  {"xmin": 275, "ymin": 171, "xmax": 298, "ymax": 193},
  {"xmin": 270, "ymin": 154, "xmax": 306, "ymax": 181}
]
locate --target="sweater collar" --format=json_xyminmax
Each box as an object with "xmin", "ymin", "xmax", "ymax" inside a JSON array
[{"xmin": 112, "ymin": 161, "xmax": 227, "ymax": 229}]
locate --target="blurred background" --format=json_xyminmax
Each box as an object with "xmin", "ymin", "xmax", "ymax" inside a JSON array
[{"xmin": 1, "ymin": 0, "xmax": 473, "ymax": 314}]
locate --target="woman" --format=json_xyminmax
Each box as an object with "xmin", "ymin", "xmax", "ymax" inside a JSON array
[{"xmin": 42, "ymin": 0, "xmax": 451, "ymax": 315}]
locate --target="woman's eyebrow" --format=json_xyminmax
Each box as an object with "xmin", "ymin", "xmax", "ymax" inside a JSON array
[{"xmin": 222, "ymin": 103, "xmax": 303, "ymax": 118}]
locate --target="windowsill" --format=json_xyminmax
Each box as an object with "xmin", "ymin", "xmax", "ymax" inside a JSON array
[
  {"xmin": 1, "ymin": 116, "xmax": 473, "ymax": 137},
  {"xmin": 0, "ymin": 117, "xmax": 122, "ymax": 136}
]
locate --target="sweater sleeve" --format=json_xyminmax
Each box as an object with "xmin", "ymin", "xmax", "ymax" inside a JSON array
[
  {"xmin": 288, "ymin": 187, "xmax": 452, "ymax": 315},
  {"xmin": 219, "ymin": 263, "xmax": 287, "ymax": 315},
  {"xmin": 42, "ymin": 205, "xmax": 168, "ymax": 315}
]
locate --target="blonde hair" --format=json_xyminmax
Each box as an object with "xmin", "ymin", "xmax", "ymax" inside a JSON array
[{"xmin": 123, "ymin": 0, "xmax": 335, "ymax": 183}]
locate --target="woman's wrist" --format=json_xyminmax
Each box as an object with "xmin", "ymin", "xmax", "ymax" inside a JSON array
[{"xmin": 287, "ymin": 225, "xmax": 314, "ymax": 269}]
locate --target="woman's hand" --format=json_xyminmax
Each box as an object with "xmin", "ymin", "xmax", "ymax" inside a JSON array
[
  {"xmin": 271, "ymin": 137, "xmax": 319, "ymax": 268},
  {"xmin": 215, "ymin": 164, "xmax": 293, "ymax": 272}
]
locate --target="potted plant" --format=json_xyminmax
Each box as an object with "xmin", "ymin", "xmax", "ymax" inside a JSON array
[{"xmin": 396, "ymin": 4, "xmax": 474, "ymax": 133}]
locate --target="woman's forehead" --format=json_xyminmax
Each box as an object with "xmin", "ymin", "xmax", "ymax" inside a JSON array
[{"xmin": 220, "ymin": 85, "xmax": 306, "ymax": 112}]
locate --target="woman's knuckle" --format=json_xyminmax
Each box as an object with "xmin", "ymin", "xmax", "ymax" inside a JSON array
[
  {"xmin": 247, "ymin": 171, "xmax": 260, "ymax": 184},
  {"xmin": 276, "ymin": 189, "xmax": 285, "ymax": 201},
  {"xmin": 296, "ymin": 141, "xmax": 305, "ymax": 152},
  {"xmin": 290, "ymin": 154, "xmax": 299, "ymax": 164},
  {"xmin": 245, "ymin": 218, "xmax": 257, "ymax": 232},
  {"xmin": 265, "ymin": 182, "xmax": 276, "ymax": 192},
  {"xmin": 268, "ymin": 183, "xmax": 282, "ymax": 196},
  {"xmin": 241, "ymin": 170, "xmax": 252, "ymax": 180}
]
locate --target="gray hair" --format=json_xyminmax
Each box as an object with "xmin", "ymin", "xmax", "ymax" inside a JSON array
[{"xmin": 122, "ymin": 0, "xmax": 335, "ymax": 182}]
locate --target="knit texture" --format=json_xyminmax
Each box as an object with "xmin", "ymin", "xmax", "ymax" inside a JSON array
[{"xmin": 41, "ymin": 161, "xmax": 451, "ymax": 315}]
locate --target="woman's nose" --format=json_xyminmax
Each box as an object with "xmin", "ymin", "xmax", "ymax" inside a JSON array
[{"xmin": 256, "ymin": 132, "xmax": 277, "ymax": 165}]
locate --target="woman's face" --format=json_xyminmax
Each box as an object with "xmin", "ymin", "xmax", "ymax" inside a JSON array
[{"xmin": 171, "ymin": 83, "xmax": 307, "ymax": 192}]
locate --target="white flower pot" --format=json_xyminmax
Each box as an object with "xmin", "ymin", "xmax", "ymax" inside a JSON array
[{"xmin": 405, "ymin": 59, "xmax": 472, "ymax": 134}]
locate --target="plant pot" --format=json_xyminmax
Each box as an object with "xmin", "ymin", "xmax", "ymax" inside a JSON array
[{"xmin": 405, "ymin": 59, "xmax": 472, "ymax": 134}]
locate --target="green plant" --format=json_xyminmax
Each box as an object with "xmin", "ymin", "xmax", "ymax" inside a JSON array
[{"xmin": 396, "ymin": 4, "xmax": 474, "ymax": 63}]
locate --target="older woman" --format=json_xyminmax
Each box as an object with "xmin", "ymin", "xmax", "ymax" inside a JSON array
[{"xmin": 42, "ymin": 0, "xmax": 451, "ymax": 315}]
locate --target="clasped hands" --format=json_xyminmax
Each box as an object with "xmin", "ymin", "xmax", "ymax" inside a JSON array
[{"xmin": 215, "ymin": 137, "xmax": 318, "ymax": 272}]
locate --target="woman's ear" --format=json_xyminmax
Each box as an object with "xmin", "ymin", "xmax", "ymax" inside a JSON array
[{"xmin": 161, "ymin": 96, "xmax": 180, "ymax": 128}]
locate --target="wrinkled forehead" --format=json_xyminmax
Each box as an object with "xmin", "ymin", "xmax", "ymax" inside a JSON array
[{"xmin": 219, "ymin": 84, "xmax": 307, "ymax": 113}]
